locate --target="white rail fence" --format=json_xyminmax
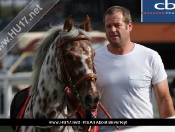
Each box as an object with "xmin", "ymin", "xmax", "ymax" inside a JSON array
[
  {"xmin": 0, "ymin": 73, "xmax": 32, "ymax": 118},
  {"xmin": 0, "ymin": 70, "xmax": 175, "ymax": 118}
]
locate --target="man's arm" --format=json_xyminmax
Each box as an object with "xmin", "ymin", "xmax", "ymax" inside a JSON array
[{"xmin": 153, "ymin": 79, "xmax": 175, "ymax": 118}]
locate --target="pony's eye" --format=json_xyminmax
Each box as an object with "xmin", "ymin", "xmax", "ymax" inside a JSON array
[{"xmin": 66, "ymin": 54, "xmax": 74, "ymax": 61}]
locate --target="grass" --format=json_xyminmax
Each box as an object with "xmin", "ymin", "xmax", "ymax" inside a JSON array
[{"xmin": 0, "ymin": 126, "xmax": 13, "ymax": 132}]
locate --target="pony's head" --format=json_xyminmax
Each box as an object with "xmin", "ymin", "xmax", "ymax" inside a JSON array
[
  {"xmin": 58, "ymin": 16, "xmax": 100, "ymax": 111},
  {"xmin": 31, "ymin": 15, "xmax": 100, "ymax": 113}
]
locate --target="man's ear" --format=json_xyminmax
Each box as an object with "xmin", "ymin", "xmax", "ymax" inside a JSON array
[{"xmin": 128, "ymin": 21, "xmax": 133, "ymax": 32}]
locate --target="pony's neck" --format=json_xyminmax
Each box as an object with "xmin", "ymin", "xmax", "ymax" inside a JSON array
[{"xmin": 32, "ymin": 43, "xmax": 67, "ymax": 118}]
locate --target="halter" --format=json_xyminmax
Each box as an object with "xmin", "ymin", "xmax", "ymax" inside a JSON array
[{"xmin": 58, "ymin": 35, "xmax": 97, "ymax": 109}]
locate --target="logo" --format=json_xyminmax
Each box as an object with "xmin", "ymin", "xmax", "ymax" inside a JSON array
[
  {"xmin": 141, "ymin": 0, "xmax": 175, "ymax": 22},
  {"xmin": 155, "ymin": 0, "xmax": 175, "ymax": 10},
  {"xmin": 0, "ymin": 0, "xmax": 60, "ymax": 59}
]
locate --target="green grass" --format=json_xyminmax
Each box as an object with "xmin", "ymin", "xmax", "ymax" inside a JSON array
[{"xmin": 0, "ymin": 126, "xmax": 13, "ymax": 132}]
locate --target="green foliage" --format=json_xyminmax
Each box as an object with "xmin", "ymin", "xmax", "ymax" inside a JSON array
[
  {"xmin": 0, "ymin": 6, "xmax": 22, "ymax": 20},
  {"xmin": 0, "ymin": 126, "xmax": 13, "ymax": 132}
]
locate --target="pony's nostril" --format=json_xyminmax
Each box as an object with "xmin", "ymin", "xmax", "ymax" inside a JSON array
[{"xmin": 85, "ymin": 94, "xmax": 93, "ymax": 103}]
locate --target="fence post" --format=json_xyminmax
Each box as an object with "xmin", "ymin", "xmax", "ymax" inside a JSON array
[{"xmin": 3, "ymin": 75, "xmax": 12, "ymax": 118}]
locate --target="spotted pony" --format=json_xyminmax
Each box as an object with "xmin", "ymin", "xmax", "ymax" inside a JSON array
[{"xmin": 10, "ymin": 15, "xmax": 100, "ymax": 132}]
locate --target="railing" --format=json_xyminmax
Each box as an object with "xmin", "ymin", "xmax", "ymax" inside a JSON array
[
  {"xmin": 0, "ymin": 70, "xmax": 175, "ymax": 118},
  {"xmin": 0, "ymin": 73, "xmax": 32, "ymax": 118}
]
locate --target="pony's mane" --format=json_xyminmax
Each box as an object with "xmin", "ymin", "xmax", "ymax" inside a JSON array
[{"xmin": 31, "ymin": 24, "xmax": 90, "ymax": 94}]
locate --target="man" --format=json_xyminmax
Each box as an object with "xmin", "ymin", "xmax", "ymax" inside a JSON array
[{"xmin": 95, "ymin": 6, "xmax": 175, "ymax": 131}]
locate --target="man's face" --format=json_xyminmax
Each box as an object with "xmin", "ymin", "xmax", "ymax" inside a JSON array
[{"xmin": 105, "ymin": 12, "xmax": 132, "ymax": 47}]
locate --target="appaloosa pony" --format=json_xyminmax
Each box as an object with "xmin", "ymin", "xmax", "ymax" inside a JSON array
[{"xmin": 11, "ymin": 15, "xmax": 100, "ymax": 132}]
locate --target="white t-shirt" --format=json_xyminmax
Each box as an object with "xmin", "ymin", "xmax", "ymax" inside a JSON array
[{"xmin": 94, "ymin": 43, "xmax": 167, "ymax": 131}]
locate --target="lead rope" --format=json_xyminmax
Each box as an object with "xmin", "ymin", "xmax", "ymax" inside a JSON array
[{"xmin": 99, "ymin": 102, "xmax": 121, "ymax": 131}]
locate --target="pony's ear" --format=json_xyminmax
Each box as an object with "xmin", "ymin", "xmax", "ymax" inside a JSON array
[
  {"xmin": 80, "ymin": 15, "xmax": 91, "ymax": 31},
  {"xmin": 63, "ymin": 15, "xmax": 73, "ymax": 32}
]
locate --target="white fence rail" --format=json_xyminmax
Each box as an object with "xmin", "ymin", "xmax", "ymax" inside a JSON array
[
  {"xmin": 0, "ymin": 70, "xmax": 175, "ymax": 118},
  {"xmin": 0, "ymin": 73, "xmax": 32, "ymax": 118}
]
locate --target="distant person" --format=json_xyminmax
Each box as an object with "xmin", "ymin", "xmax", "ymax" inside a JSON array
[
  {"xmin": 0, "ymin": 60, "xmax": 7, "ymax": 74},
  {"xmin": 94, "ymin": 6, "xmax": 175, "ymax": 131}
]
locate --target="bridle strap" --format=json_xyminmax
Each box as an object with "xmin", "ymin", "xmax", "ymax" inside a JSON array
[
  {"xmin": 59, "ymin": 50, "xmax": 97, "ymax": 102},
  {"xmin": 75, "ymin": 73, "xmax": 97, "ymax": 88},
  {"xmin": 58, "ymin": 35, "xmax": 97, "ymax": 100},
  {"xmin": 57, "ymin": 35, "xmax": 90, "ymax": 47},
  {"xmin": 58, "ymin": 49, "xmax": 71, "ymax": 85},
  {"xmin": 59, "ymin": 51, "xmax": 97, "ymax": 90}
]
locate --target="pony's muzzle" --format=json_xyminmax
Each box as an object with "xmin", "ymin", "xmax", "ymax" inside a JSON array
[{"xmin": 84, "ymin": 92, "xmax": 100, "ymax": 111}]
